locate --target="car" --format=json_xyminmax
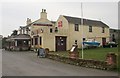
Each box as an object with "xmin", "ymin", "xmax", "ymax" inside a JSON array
[{"xmin": 103, "ymin": 41, "xmax": 118, "ymax": 48}]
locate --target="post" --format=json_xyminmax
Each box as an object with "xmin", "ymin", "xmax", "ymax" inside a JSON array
[
  {"xmin": 15, "ymin": 40, "xmax": 17, "ymax": 47},
  {"xmin": 81, "ymin": 2, "xmax": 84, "ymax": 59}
]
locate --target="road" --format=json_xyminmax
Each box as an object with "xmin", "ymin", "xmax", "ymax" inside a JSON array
[{"xmin": 2, "ymin": 50, "xmax": 118, "ymax": 76}]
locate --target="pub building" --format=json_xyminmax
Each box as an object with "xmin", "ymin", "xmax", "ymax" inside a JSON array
[{"xmin": 16, "ymin": 9, "xmax": 110, "ymax": 51}]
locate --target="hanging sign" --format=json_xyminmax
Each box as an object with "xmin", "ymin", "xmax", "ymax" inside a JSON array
[{"xmin": 31, "ymin": 31, "xmax": 34, "ymax": 35}]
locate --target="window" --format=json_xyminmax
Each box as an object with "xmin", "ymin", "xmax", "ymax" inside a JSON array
[
  {"xmin": 55, "ymin": 27, "xmax": 58, "ymax": 32},
  {"xmin": 75, "ymin": 40, "xmax": 77, "ymax": 45},
  {"xmin": 40, "ymin": 37, "xmax": 42, "ymax": 45},
  {"xmin": 50, "ymin": 28, "xmax": 53, "ymax": 33},
  {"xmin": 61, "ymin": 39, "xmax": 64, "ymax": 45},
  {"xmin": 75, "ymin": 24, "xmax": 79, "ymax": 31},
  {"xmin": 114, "ymin": 30, "xmax": 116, "ymax": 32},
  {"xmin": 102, "ymin": 27, "xmax": 105, "ymax": 33},
  {"xmin": 83, "ymin": 38, "xmax": 86, "ymax": 41},
  {"xmin": 17, "ymin": 40, "xmax": 22, "ymax": 46},
  {"xmin": 23, "ymin": 40, "xmax": 28, "ymax": 46},
  {"xmin": 35, "ymin": 37, "xmax": 38, "ymax": 45},
  {"xmin": 89, "ymin": 26, "xmax": 92, "ymax": 32}
]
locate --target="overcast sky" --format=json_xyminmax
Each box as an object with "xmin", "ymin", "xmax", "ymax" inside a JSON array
[{"xmin": 0, "ymin": 0, "xmax": 119, "ymax": 37}]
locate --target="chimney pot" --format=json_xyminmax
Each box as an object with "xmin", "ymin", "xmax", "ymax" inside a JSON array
[
  {"xmin": 26, "ymin": 18, "xmax": 31, "ymax": 25},
  {"xmin": 44, "ymin": 9, "xmax": 46, "ymax": 12},
  {"xmin": 40, "ymin": 9, "xmax": 47, "ymax": 19}
]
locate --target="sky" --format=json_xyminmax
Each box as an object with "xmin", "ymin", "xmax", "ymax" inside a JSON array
[{"xmin": 0, "ymin": 0, "xmax": 119, "ymax": 37}]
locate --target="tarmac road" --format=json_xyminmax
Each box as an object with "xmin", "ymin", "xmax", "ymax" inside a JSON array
[{"xmin": 2, "ymin": 50, "xmax": 118, "ymax": 76}]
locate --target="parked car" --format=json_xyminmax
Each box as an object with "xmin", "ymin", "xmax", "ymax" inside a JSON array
[{"xmin": 103, "ymin": 41, "xmax": 118, "ymax": 48}]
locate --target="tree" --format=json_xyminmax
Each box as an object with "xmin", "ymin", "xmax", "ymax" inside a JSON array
[
  {"xmin": 11, "ymin": 30, "xmax": 18, "ymax": 36},
  {"xmin": 2, "ymin": 37, "xmax": 7, "ymax": 49}
]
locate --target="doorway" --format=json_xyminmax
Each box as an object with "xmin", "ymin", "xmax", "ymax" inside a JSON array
[
  {"xmin": 102, "ymin": 38, "xmax": 106, "ymax": 46},
  {"xmin": 55, "ymin": 36, "xmax": 67, "ymax": 51}
]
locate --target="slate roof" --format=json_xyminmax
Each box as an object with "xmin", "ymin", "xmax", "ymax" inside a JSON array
[
  {"xmin": 26, "ymin": 19, "xmax": 39, "ymax": 27},
  {"xmin": 110, "ymin": 28, "xmax": 119, "ymax": 33},
  {"xmin": 12, "ymin": 34, "xmax": 31, "ymax": 40},
  {"xmin": 26, "ymin": 19, "xmax": 56, "ymax": 27},
  {"xmin": 63, "ymin": 15, "xmax": 109, "ymax": 28},
  {"xmin": 51, "ymin": 21, "xmax": 56, "ymax": 24},
  {"xmin": 6, "ymin": 34, "xmax": 31, "ymax": 41}
]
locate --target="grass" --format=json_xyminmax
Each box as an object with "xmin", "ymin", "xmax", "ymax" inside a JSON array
[
  {"xmin": 79, "ymin": 47, "xmax": 118, "ymax": 61},
  {"xmin": 50, "ymin": 47, "xmax": 118, "ymax": 61}
]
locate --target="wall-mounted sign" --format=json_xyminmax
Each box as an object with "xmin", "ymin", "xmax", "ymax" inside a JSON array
[
  {"xmin": 58, "ymin": 21, "xmax": 62, "ymax": 27},
  {"xmin": 33, "ymin": 24, "xmax": 52, "ymax": 26}
]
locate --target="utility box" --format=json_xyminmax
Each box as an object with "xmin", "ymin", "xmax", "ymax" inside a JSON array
[
  {"xmin": 69, "ymin": 45, "xmax": 79, "ymax": 59},
  {"xmin": 106, "ymin": 52, "xmax": 117, "ymax": 65}
]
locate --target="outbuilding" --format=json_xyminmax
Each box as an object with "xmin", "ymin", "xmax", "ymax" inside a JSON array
[{"xmin": 5, "ymin": 34, "xmax": 31, "ymax": 51}]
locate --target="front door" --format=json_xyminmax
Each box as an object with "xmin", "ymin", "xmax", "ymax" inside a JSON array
[
  {"xmin": 55, "ymin": 36, "xmax": 67, "ymax": 51},
  {"xmin": 102, "ymin": 38, "xmax": 106, "ymax": 46}
]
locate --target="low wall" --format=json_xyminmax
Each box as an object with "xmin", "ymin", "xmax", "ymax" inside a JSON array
[
  {"xmin": 5, "ymin": 46, "xmax": 30, "ymax": 51},
  {"xmin": 47, "ymin": 54, "xmax": 117, "ymax": 70}
]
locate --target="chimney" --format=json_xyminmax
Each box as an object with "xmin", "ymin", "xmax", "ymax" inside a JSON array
[
  {"xmin": 19, "ymin": 26, "xmax": 22, "ymax": 34},
  {"xmin": 40, "ymin": 9, "xmax": 47, "ymax": 19},
  {"xmin": 26, "ymin": 18, "xmax": 31, "ymax": 25}
]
